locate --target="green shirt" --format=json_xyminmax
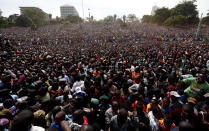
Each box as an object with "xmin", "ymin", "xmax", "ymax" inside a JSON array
[{"xmin": 183, "ymin": 78, "xmax": 209, "ymax": 98}]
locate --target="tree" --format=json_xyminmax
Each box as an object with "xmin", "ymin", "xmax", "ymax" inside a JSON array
[
  {"xmin": 65, "ymin": 15, "xmax": 83, "ymax": 24},
  {"xmin": 49, "ymin": 14, "xmax": 52, "ymax": 20},
  {"xmin": 164, "ymin": 15, "xmax": 187, "ymax": 26},
  {"xmin": 127, "ymin": 14, "xmax": 137, "ymax": 22},
  {"xmin": 90, "ymin": 16, "xmax": 94, "ymax": 22},
  {"xmin": 152, "ymin": 7, "xmax": 171, "ymax": 25},
  {"xmin": 142, "ymin": 15, "xmax": 153, "ymax": 23},
  {"xmin": 103, "ymin": 16, "xmax": 114, "ymax": 24},
  {"xmin": 113, "ymin": 14, "xmax": 117, "ymax": 22},
  {"xmin": 0, "ymin": 17, "xmax": 8, "ymax": 28},
  {"xmin": 171, "ymin": 0, "xmax": 199, "ymax": 24},
  {"xmin": 7, "ymin": 14, "xmax": 19, "ymax": 26},
  {"xmin": 202, "ymin": 12, "xmax": 209, "ymax": 25},
  {"xmin": 22, "ymin": 8, "xmax": 46, "ymax": 26},
  {"xmin": 116, "ymin": 18, "xmax": 123, "ymax": 24},
  {"xmin": 16, "ymin": 15, "xmax": 32, "ymax": 27},
  {"xmin": 62, "ymin": 21, "xmax": 70, "ymax": 27}
]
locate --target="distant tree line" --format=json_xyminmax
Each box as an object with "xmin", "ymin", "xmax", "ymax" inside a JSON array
[
  {"xmin": 141, "ymin": 0, "xmax": 208, "ymax": 26},
  {"xmin": 1, "ymin": 0, "xmax": 208, "ymax": 28}
]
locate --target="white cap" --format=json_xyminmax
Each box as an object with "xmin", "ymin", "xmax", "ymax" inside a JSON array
[
  {"xmin": 75, "ymin": 87, "xmax": 82, "ymax": 93},
  {"xmin": 170, "ymin": 91, "xmax": 180, "ymax": 97}
]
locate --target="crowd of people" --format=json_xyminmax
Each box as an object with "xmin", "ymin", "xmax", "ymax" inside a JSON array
[{"xmin": 0, "ymin": 23, "xmax": 209, "ymax": 131}]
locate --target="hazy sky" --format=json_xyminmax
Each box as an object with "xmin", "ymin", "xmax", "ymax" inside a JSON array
[{"xmin": 0, "ymin": 0, "xmax": 208, "ymax": 20}]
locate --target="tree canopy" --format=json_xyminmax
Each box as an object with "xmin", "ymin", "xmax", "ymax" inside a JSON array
[
  {"xmin": 22, "ymin": 8, "xmax": 46, "ymax": 26},
  {"xmin": 65, "ymin": 15, "xmax": 83, "ymax": 24},
  {"xmin": 142, "ymin": 0, "xmax": 199, "ymax": 26}
]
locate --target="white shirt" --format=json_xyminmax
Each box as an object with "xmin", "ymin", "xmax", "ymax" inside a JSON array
[
  {"xmin": 148, "ymin": 111, "xmax": 160, "ymax": 131},
  {"xmin": 29, "ymin": 126, "xmax": 45, "ymax": 131}
]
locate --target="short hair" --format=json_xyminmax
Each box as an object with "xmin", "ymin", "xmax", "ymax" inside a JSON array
[
  {"xmin": 45, "ymin": 127, "xmax": 58, "ymax": 131},
  {"xmin": 183, "ymin": 104, "xmax": 193, "ymax": 114},
  {"xmin": 179, "ymin": 121, "xmax": 194, "ymax": 131},
  {"xmin": 118, "ymin": 108, "xmax": 128, "ymax": 118},
  {"xmin": 73, "ymin": 109, "xmax": 84, "ymax": 124},
  {"xmin": 11, "ymin": 110, "xmax": 34, "ymax": 131}
]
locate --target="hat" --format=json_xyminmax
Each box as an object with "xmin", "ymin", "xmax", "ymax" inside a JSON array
[
  {"xmin": 127, "ymin": 79, "xmax": 133, "ymax": 85},
  {"xmin": 170, "ymin": 91, "xmax": 180, "ymax": 97},
  {"xmin": 187, "ymin": 97, "xmax": 197, "ymax": 104},
  {"xmin": 34, "ymin": 110, "xmax": 45, "ymax": 119},
  {"xmin": 17, "ymin": 96, "xmax": 28, "ymax": 103},
  {"xmin": 0, "ymin": 118, "xmax": 9, "ymax": 127},
  {"xmin": 204, "ymin": 93, "xmax": 209, "ymax": 98},
  {"xmin": 75, "ymin": 87, "xmax": 82, "ymax": 93},
  {"xmin": 0, "ymin": 109, "xmax": 12, "ymax": 119},
  {"xmin": 101, "ymin": 95, "xmax": 109, "ymax": 100},
  {"xmin": 68, "ymin": 95, "xmax": 73, "ymax": 99},
  {"xmin": 91, "ymin": 98, "xmax": 99, "ymax": 105}
]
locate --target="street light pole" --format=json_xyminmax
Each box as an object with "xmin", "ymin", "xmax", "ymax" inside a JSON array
[
  {"xmin": 88, "ymin": 8, "xmax": 90, "ymax": 22},
  {"xmin": 82, "ymin": 0, "xmax": 84, "ymax": 23}
]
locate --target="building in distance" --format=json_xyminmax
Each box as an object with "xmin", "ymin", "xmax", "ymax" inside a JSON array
[{"xmin": 60, "ymin": 4, "xmax": 79, "ymax": 19}]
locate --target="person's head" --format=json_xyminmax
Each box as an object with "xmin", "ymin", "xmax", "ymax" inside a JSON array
[
  {"xmin": 73, "ymin": 109, "xmax": 84, "ymax": 125},
  {"xmin": 179, "ymin": 121, "xmax": 194, "ymax": 131},
  {"xmin": 164, "ymin": 115, "xmax": 173, "ymax": 128},
  {"xmin": 151, "ymin": 105, "xmax": 163, "ymax": 119},
  {"xmin": 54, "ymin": 111, "xmax": 65, "ymax": 125},
  {"xmin": 45, "ymin": 127, "xmax": 58, "ymax": 131},
  {"xmin": 162, "ymin": 97, "xmax": 170, "ymax": 107},
  {"xmin": 0, "ymin": 109, "xmax": 13, "ymax": 120},
  {"xmin": 33, "ymin": 110, "xmax": 46, "ymax": 127},
  {"xmin": 170, "ymin": 91, "xmax": 180, "ymax": 102},
  {"xmin": 52, "ymin": 106, "xmax": 61, "ymax": 119},
  {"xmin": 0, "ymin": 118, "xmax": 9, "ymax": 130},
  {"xmin": 115, "ymin": 90, "xmax": 121, "ymax": 98},
  {"xmin": 112, "ymin": 101, "xmax": 119, "ymax": 112},
  {"xmin": 11, "ymin": 110, "xmax": 34, "ymax": 131},
  {"xmin": 136, "ymin": 102, "xmax": 144, "ymax": 114},
  {"xmin": 182, "ymin": 104, "xmax": 194, "ymax": 119},
  {"xmin": 117, "ymin": 108, "xmax": 128, "ymax": 125},
  {"xmin": 197, "ymin": 74, "xmax": 205, "ymax": 84},
  {"xmin": 3, "ymin": 99, "xmax": 14, "ymax": 109},
  {"xmin": 39, "ymin": 86, "xmax": 48, "ymax": 96},
  {"xmin": 150, "ymin": 98, "xmax": 157, "ymax": 106}
]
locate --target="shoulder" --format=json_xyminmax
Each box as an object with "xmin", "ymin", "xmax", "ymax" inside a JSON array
[
  {"xmin": 110, "ymin": 115, "xmax": 117, "ymax": 121},
  {"xmin": 30, "ymin": 126, "xmax": 45, "ymax": 131}
]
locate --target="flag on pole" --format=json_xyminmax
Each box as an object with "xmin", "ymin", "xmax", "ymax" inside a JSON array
[
  {"xmin": 16, "ymin": 50, "xmax": 21, "ymax": 54},
  {"xmin": 184, "ymin": 36, "xmax": 193, "ymax": 43},
  {"xmin": 96, "ymin": 54, "xmax": 100, "ymax": 62},
  {"xmin": 160, "ymin": 59, "xmax": 167, "ymax": 65},
  {"xmin": 176, "ymin": 48, "xmax": 179, "ymax": 57}
]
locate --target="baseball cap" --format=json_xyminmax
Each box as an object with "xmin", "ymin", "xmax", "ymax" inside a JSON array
[
  {"xmin": 170, "ymin": 91, "xmax": 180, "ymax": 97},
  {"xmin": 0, "ymin": 118, "xmax": 9, "ymax": 127},
  {"xmin": 75, "ymin": 87, "xmax": 82, "ymax": 93}
]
